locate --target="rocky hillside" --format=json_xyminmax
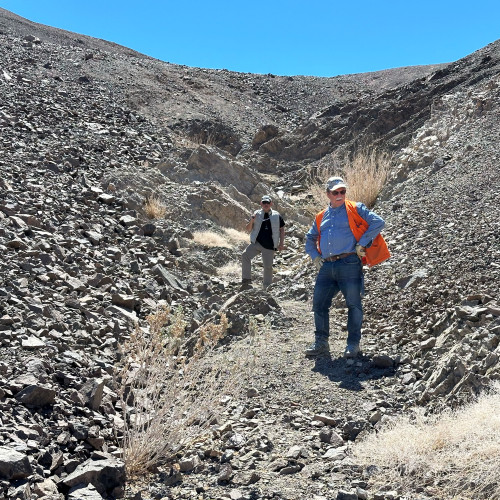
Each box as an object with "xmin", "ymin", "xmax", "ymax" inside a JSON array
[{"xmin": 0, "ymin": 7, "xmax": 499, "ymax": 500}]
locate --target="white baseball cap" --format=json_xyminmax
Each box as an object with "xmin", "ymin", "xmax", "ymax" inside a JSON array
[{"xmin": 325, "ymin": 177, "xmax": 347, "ymax": 191}]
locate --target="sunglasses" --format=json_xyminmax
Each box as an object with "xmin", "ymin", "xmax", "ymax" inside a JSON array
[
  {"xmin": 330, "ymin": 189, "xmax": 346, "ymax": 195},
  {"xmin": 261, "ymin": 201, "xmax": 271, "ymax": 204}
]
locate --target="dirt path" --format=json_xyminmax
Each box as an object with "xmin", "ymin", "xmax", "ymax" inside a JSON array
[
  {"xmin": 130, "ymin": 292, "xmax": 399, "ymax": 499},
  {"xmin": 260, "ymin": 298, "xmax": 394, "ymax": 407},
  {"xmin": 187, "ymin": 297, "xmax": 398, "ymax": 499}
]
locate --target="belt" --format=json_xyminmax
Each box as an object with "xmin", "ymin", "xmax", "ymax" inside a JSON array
[{"xmin": 323, "ymin": 252, "xmax": 355, "ymax": 262}]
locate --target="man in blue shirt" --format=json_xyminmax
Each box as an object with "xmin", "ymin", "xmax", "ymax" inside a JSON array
[{"xmin": 304, "ymin": 177, "xmax": 385, "ymax": 358}]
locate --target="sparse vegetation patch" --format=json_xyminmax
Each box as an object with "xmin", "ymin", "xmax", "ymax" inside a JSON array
[
  {"xmin": 308, "ymin": 148, "xmax": 392, "ymax": 208},
  {"xmin": 193, "ymin": 227, "xmax": 249, "ymax": 249},
  {"xmin": 353, "ymin": 384, "xmax": 500, "ymax": 500},
  {"xmin": 144, "ymin": 194, "xmax": 167, "ymax": 219},
  {"xmin": 114, "ymin": 306, "xmax": 240, "ymax": 477}
]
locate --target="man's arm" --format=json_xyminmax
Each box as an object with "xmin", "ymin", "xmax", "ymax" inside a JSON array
[
  {"xmin": 278, "ymin": 226, "xmax": 285, "ymax": 251},
  {"xmin": 356, "ymin": 203, "xmax": 385, "ymax": 247},
  {"xmin": 305, "ymin": 221, "xmax": 321, "ymax": 259},
  {"xmin": 245, "ymin": 213, "xmax": 256, "ymax": 233}
]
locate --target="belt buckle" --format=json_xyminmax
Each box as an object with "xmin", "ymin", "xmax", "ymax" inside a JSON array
[{"xmin": 327, "ymin": 255, "xmax": 340, "ymax": 261}]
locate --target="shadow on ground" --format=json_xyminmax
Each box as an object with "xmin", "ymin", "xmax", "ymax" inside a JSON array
[{"xmin": 311, "ymin": 353, "xmax": 396, "ymax": 391}]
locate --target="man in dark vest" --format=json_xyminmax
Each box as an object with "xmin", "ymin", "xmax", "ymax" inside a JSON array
[
  {"xmin": 241, "ymin": 195, "xmax": 285, "ymax": 290},
  {"xmin": 304, "ymin": 177, "xmax": 388, "ymax": 358}
]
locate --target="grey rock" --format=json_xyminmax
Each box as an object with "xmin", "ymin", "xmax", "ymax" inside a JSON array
[
  {"xmin": 319, "ymin": 427, "xmax": 332, "ymax": 443},
  {"xmin": 21, "ymin": 336, "xmax": 47, "ymax": 349},
  {"xmin": 97, "ymin": 194, "xmax": 115, "ymax": 205},
  {"xmin": 79, "ymin": 379, "xmax": 105, "ymax": 411},
  {"xmin": 372, "ymin": 354, "xmax": 394, "ymax": 368},
  {"xmin": 279, "ymin": 463, "xmax": 303, "ymax": 474},
  {"xmin": 151, "ymin": 264, "xmax": 187, "ymax": 290},
  {"xmin": 178, "ymin": 455, "xmax": 201, "ymax": 472},
  {"xmin": 246, "ymin": 387, "xmax": 259, "ymax": 397},
  {"xmin": 119, "ymin": 215, "xmax": 137, "ymax": 227},
  {"xmin": 33, "ymin": 478, "xmax": 61, "ymax": 497},
  {"xmin": 232, "ymin": 470, "xmax": 260, "ymax": 485},
  {"xmin": 396, "ymin": 268, "xmax": 428, "ymax": 289},
  {"xmin": 313, "ymin": 414, "xmax": 339, "ymax": 426},
  {"xmin": 0, "ymin": 446, "xmax": 33, "ymax": 480},
  {"xmin": 142, "ymin": 223, "xmax": 156, "ymax": 236},
  {"xmin": 286, "ymin": 445, "xmax": 303, "ymax": 459},
  {"xmin": 217, "ymin": 463, "xmax": 233, "ymax": 482},
  {"xmin": 15, "ymin": 384, "xmax": 56, "ymax": 407},
  {"xmin": 9, "ymin": 482, "xmax": 32, "ymax": 500},
  {"xmin": 70, "ymin": 421, "xmax": 89, "ymax": 440},
  {"xmin": 356, "ymin": 487, "xmax": 369, "ymax": 500},
  {"xmin": 322, "ymin": 447, "xmax": 346, "ymax": 460},
  {"xmin": 421, "ymin": 337, "xmax": 436, "ymax": 350},
  {"xmin": 105, "ymin": 305, "xmax": 137, "ymax": 325},
  {"xmin": 336, "ymin": 490, "xmax": 358, "ymax": 500},
  {"xmin": 68, "ymin": 483, "xmax": 104, "ymax": 499},
  {"xmin": 61, "ymin": 458, "xmax": 125, "ymax": 497},
  {"xmin": 111, "ymin": 293, "xmax": 136, "ymax": 310},
  {"xmin": 7, "ymin": 238, "xmax": 27, "ymax": 249}
]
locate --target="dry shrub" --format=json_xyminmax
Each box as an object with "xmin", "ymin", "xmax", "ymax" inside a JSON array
[
  {"xmin": 143, "ymin": 194, "xmax": 166, "ymax": 219},
  {"xmin": 352, "ymin": 383, "xmax": 500, "ymax": 499},
  {"xmin": 114, "ymin": 306, "xmax": 247, "ymax": 477},
  {"xmin": 308, "ymin": 148, "xmax": 392, "ymax": 209},
  {"xmin": 193, "ymin": 227, "xmax": 249, "ymax": 249},
  {"xmin": 193, "ymin": 231, "xmax": 231, "ymax": 248},
  {"xmin": 222, "ymin": 227, "xmax": 249, "ymax": 247},
  {"xmin": 196, "ymin": 313, "xmax": 229, "ymax": 351},
  {"xmin": 342, "ymin": 149, "xmax": 391, "ymax": 207}
]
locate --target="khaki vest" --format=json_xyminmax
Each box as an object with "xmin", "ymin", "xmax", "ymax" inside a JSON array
[{"xmin": 251, "ymin": 209, "xmax": 281, "ymax": 249}]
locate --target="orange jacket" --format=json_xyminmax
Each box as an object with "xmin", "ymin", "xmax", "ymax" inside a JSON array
[{"xmin": 315, "ymin": 199, "xmax": 390, "ymax": 267}]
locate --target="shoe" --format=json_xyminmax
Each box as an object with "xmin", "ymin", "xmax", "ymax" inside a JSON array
[
  {"xmin": 239, "ymin": 280, "xmax": 253, "ymax": 291},
  {"xmin": 344, "ymin": 343, "xmax": 360, "ymax": 358},
  {"xmin": 305, "ymin": 339, "xmax": 330, "ymax": 357}
]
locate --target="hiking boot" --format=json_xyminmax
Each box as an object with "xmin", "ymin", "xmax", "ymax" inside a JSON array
[
  {"xmin": 344, "ymin": 343, "xmax": 360, "ymax": 358},
  {"xmin": 239, "ymin": 279, "xmax": 253, "ymax": 291},
  {"xmin": 304, "ymin": 338, "xmax": 330, "ymax": 357}
]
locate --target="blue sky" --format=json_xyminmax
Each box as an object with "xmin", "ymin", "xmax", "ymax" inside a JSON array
[{"xmin": 1, "ymin": 1, "xmax": 499, "ymax": 77}]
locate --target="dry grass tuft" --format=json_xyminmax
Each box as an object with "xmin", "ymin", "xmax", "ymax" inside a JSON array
[
  {"xmin": 352, "ymin": 383, "xmax": 500, "ymax": 499},
  {"xmin": 196, "ymin": 313, "xmax": 230, "ymax": 352},
  {"xmin": 308, "ymin": 148, "xmax": 392, "ymax": 209},
  {"xmin": 114, "ymin": 306, "xmax": 247, "ymax": 477},
  {"xmin": 193, "ymin": 227, "xmax": 249, "ymax": 249},
  {"xmin": 193, "ymin": 231, "xmax": 231, "ymax": 248},
  {"xmin": 222, "ymin": 227, "xmax": 249, "ymax": 247},
  {"xmin": 143, "ymin": 194, "xmax": 166, "ymax": 219}
]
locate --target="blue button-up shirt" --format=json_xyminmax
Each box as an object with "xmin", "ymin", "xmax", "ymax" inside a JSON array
[{"xmin": 305, "ymin": 202, "xmax": 385, "ymax": 260}]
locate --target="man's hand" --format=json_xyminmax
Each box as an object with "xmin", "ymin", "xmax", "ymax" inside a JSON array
[
  {"xmin": 277, "ymin": 243, "xmax": 285, "ymax": 251},
  {"xmin": 245, "ymin": 214, "xmax": 256, "ymax": 233},
  {"xmin": 313, "ymin": 256, "xmax": 324, "ymax": 271},
  {"xmin": 356, "ymin": 244, "xmax": 366, "ymax": 258}
]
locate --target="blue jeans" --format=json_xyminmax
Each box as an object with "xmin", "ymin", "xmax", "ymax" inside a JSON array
[{"xmin": 312, "ymin": 254, "xmax": 364, "ymax": 346}]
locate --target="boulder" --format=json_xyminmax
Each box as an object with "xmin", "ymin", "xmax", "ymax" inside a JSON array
[
  {"xmin": 0, "ymin": 446, "xmax": 33, "ymax": 480},
  {"xmin": 62, "ymin": 458, "xmax": 125, "ymax": 497},
  {"xmin": 15, "ymin": 384, "xmax": 56, "ymax": 407}
]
